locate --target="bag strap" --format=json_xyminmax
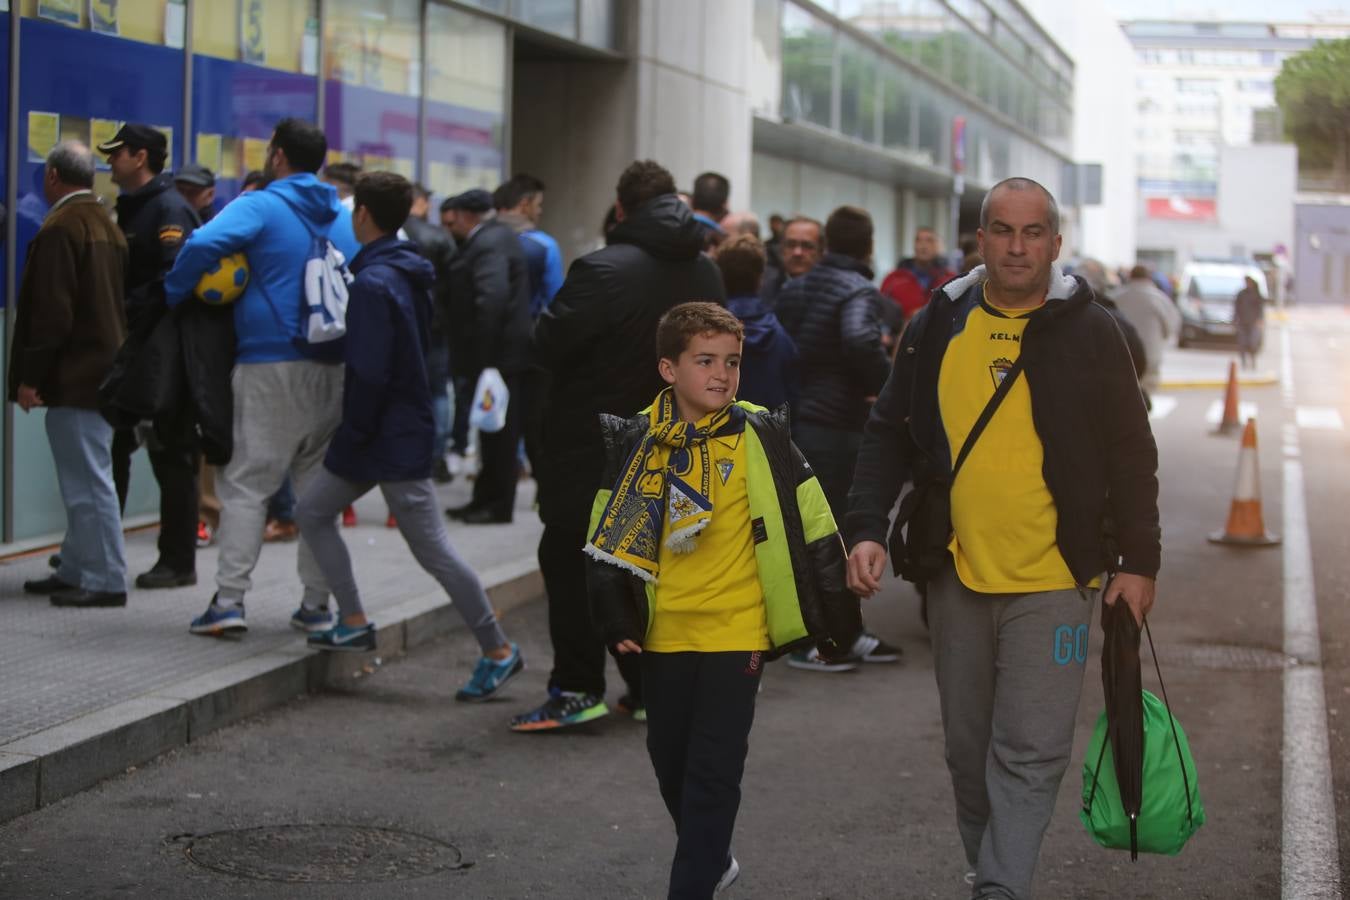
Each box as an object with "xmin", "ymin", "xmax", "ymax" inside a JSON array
[
  {"xmin": 951, "ymin": 354, "xmax": 1026, "ymax": 480},
  {"xmin": 1144, "ymin": 617, "xmax": 1195, "ymax": 827}
]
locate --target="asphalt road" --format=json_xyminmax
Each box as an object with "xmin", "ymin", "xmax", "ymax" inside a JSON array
[{"xmin": 1, "ymin": 317, "xmax": 1346, "ymax": 899}]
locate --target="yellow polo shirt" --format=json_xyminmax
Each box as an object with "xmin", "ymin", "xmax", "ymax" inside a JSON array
[
  {"xmin": 647, "ymin": 431, "xmax": 770, "ymax": 652},
  {"xmin": 938, "ymin": 296, "xmax": 1079, "ymax": 594}
]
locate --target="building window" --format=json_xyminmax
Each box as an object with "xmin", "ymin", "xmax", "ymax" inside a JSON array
[
  {"xmin": 424, "ymin": 3, "xmax": 507, "ymax": 200},
  {"xmin": 782, "ymin": 3, "xmax": 834, "ymax": 130}
]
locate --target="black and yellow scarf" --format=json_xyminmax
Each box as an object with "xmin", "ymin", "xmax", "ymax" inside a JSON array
[{"xmin": 585, "ymin": 389, "xmax": 744, "ymax": 583}]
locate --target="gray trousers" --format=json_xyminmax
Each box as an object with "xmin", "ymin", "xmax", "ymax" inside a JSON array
[
  {"xmin": 47, "ymin": 408, "xmax": 127, "ymax": 593},
  {"xmin": 215, "ymin": 361, "xmax": 343, "ymax": 605},
  {"xmin": 928, "ymin": 562, "xmax": 1094, "ymax": 900},
  {"xmin": 295, "ymin": 466, "xmax": 508, "ymax": 654}
]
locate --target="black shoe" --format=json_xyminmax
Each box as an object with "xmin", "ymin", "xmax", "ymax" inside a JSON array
[
  {"xmin": 50, "ymin": 588, "xmax": 127, "ymax": 608},
  {"xmin": 445, "ymin": 502, "xmax": 478, "ymax": 521},
  {"xmin": 24, "ymin": 574, "xmax": 75, "ymax": 595},
  {"xmin": 461, "ymin": 508, "xmax": 512, "ymax": 525},
  {"xmin": 432, "ymin": 459, "xmax": 454, "ymax": 484},
  {"xmin": 48, "ymin": 553, "xmax": 61, "ymax": 570},
  {"xmin": 135, "ymin": 566, "xmax": 198, "ymax": 589}
]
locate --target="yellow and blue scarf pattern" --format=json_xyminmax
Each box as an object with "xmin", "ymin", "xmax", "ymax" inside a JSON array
[{"xmin": 585, "ymin": 389, "xmax": 745, "ymax": 583}]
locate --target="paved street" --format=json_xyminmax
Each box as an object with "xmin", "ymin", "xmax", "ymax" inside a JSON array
[{"xmin": 1, "ymin": 310, "xmax": 1348, "ymax": 898}]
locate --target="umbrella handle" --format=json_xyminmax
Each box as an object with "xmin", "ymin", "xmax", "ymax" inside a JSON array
[{"xmin": 1144, "ymin": 618, "xmax": 1196, "ymax": 827}]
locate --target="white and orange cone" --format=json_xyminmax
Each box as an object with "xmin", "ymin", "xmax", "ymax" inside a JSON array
[
  {"xmin": 1215, "ymin": 360, "xmax": 1242, "ymax": 435},
  {"xmin": 1208, "ymin": 418, "xmax": 1280, "ymax": 546}
]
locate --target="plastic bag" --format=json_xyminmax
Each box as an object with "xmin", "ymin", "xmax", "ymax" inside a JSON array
[{"xmin": 469, "ymin": 367, "xmax": 509, "ymax": 433}]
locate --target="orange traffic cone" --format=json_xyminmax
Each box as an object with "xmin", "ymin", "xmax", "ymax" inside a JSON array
[
  {"xmin": 1215, "ymin": 361, "xmax": 1242, "ymax": 435},
  {"xmin": 1208, "ymin": 418, "xmax": 1280, "ymax": 546}
]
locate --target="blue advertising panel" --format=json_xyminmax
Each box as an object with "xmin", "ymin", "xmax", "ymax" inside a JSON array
[
  {"xmin": 12, "ymin": 17, "xmax": 184, "ymax": 539},
  {"xmin": 323, "ymin": 79, "xmax": 419, "ymax": 179},
  {"xmin": 192, "ymin": 54, "xmax": 318, "ymax": 209}
]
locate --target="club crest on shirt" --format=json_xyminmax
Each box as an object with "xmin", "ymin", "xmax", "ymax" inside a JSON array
[
  {"xmin": 716, "ymin": 457, "xmax": 734, "ymax": 485},
  {"xmin": 989, "ymin": 356, "xmax": 1015, "ymax": 388}
]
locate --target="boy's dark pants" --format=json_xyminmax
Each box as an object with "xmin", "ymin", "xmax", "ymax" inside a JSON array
[{"xmin": 643, "ymin": 650, "xmax": 763, "ymax": 899}]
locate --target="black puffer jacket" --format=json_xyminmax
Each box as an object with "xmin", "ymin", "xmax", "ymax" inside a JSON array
[
  {"xmin": 115, "ymin": 173, "xmax": 200, "ymax": 331},
  {"xmin": 447, "ymin": 218, "xmax": 531, "ymax": 377},
  {"xmin": 773, "ymin": 253, "xmax": 891, "ymax": 432},
  {"xmin": 403, "ymin": 215, "xmax": 456, "ymax": 344},
  {"xmin": 532, "ymin": 193, "xmax": 725, "ymax": 526}
]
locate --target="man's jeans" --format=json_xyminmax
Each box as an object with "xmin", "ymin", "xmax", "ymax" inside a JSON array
[
  {"xmin": 46, "ymin": 408, "xmax": 127, "ymax": 593},
  {"xmin": 426, "ymin": 344, "xmax": 452, "ymax": 461}
]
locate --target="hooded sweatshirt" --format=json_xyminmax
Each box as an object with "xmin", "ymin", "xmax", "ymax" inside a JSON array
[
  {"xmin": 725, "ymin": 293, "xmax": 798, "ymax": 410},
  {"xmin": 324, "ymin": 236, "xmax": 438, "ymax": 484},
  {"xmin": 164, "ymin": 173, "xmax": 360, "ymax": 363}
]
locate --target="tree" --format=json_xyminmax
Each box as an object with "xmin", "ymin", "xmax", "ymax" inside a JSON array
[{"xmin": 1275, "ymin": 38, "xmax": 1350, "ymax": 190}]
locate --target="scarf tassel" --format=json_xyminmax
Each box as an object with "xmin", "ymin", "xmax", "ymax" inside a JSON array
[
  {"xmin": 583, "ymin": 542, "xmax": 658, "ymax": 584},
  {"xmin": 665, "ymin": 519, "xmax": 709, "ymax": 555}
]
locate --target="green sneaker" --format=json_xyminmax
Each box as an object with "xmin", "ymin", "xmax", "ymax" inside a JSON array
[{"xmin": 509, "ymin": 689, "xmax": 608, "ymax": 732}]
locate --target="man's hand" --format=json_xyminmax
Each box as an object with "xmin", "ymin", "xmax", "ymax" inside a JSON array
[
  {"xmin": 613, "ymin": 639, "xmax": 642, "ymax": 655},
  {"xmin": 1104, "ymin": 572, "xmax": 1156, "ymax": 626},
  {"xmin": 16, "ymin": 384, "xmax": 43, "ymax": 412},
  {"xmin": 847, "ymin": 541, "xmax": 888, "ymax": 598}
]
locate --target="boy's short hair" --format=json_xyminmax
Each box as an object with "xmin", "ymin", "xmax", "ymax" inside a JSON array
[
  {"xmin": 825, "ymin": 205, "xmax": 873, "ymax": 259},
  {"xmin": 715, "ymin": 234, "xmax": 767, "ymax": 296},
  {"xmin": 657, "ymin": 302, "xmax": 744, "ymax": 362},
  {"xmin": 354, "ymin": 171, "xmax": 413, "ymax": 234}
]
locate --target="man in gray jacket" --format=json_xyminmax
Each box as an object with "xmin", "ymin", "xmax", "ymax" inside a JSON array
[{"xmin": 1111, "ymin": 264, "xmax": 1180, "ymax": 395}]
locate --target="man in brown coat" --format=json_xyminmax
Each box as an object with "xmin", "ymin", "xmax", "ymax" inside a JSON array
[{"xmin": 9, "ymin": 140, "xmax": 131, "ymax": 607}]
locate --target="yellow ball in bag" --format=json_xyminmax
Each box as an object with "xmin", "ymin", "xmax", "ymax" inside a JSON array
[{"xmin": 195, "ymin": 252, "xmax": 251, "ymax": 306}]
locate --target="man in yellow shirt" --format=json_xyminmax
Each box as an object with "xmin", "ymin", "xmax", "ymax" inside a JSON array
[{"xmin": 845, "ymin": 178, "xmax": 1160, "ymax": 900}]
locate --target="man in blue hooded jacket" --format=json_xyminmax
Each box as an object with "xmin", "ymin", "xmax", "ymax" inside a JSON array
[{"xmin": 163, "ymin": 117, "xmax": 360, "ymax": 637}]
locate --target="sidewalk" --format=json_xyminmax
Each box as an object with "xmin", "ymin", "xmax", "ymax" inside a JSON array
[{"xmin": 0, "ymin": 474, "xmax": 543, "ymax": 823}]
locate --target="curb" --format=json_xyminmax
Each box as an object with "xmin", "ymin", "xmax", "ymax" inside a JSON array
[
  {"xmin": 1159, "ymin": 375, "xmax": 1279, "ymax": 390},
  {"xmin": 0, "ymin": 561, "xmax": 543, "ymax": 825}
]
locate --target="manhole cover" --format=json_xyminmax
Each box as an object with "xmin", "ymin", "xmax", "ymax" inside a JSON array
[
  {"xmin": 1155, "ymin": 643, "xmax": 1294, "ymax": 671},
  {"xmin": 180, "ymin": 824, "xmax": 471, "ymax": 883}
]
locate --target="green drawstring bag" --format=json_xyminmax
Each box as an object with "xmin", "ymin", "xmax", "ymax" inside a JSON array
[{"xmin": 1081, "ymin": 689, "xmax": 1205, "ymax": 856}]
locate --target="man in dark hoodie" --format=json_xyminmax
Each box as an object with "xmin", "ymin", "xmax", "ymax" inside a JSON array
[
  {"xmin": 99, "ymin": 123, "xmax": 202, "ymax": 590},
  {"xmin": 513, "ymin": 160, "xmax": 725, "ymax": 732},
  {"xmin": 442, "ymin": 188, "xmax": 533, "ymax": 525},
  {"xmin": 293, "ymin": 172, "xmax": 523, "ymax": 701},
  {"xmin": 845, "ymin": 178, "xmax": 1159, "ymax": 899}
]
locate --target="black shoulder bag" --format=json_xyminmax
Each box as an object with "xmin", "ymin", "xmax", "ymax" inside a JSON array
[{"xmin": 888, "ymin": 355, "xmax": 1027, "ymax": 581}]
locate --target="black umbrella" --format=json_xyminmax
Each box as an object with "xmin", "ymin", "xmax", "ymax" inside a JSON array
[{"xmin": 1095, "ymin": 598, "xmax": 1144, "ymax": 859}]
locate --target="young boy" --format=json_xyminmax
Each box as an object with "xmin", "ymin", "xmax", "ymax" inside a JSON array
[
  {"xmin": 294, "ymin": 171, "xmax": 523, "ymax": 702},
  {"xmin": 585, "ymin": 302, "xmax": 860, "ymax": 897}
]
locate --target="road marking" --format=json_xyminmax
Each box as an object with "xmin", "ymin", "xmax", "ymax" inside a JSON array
[
  {"xmin": 1280, "ymin": 325, "xmax": 1342, "ymax": 899},
  {"xmin": 1296, "ymin": 407, "xmax": 1345, "ymax": 431},
  {"xmin": 1148, "ymin": 395, "xmax": 1177, "ymax": 421},
  {"xmin": 1205, "ymin": 399, "xmax": 1258, "ymax": 425}
]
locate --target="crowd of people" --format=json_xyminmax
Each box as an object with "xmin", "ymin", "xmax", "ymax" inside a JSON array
[{"xmin": 8, "ymin": 115, "xmax": 1164, "ymax": 900}]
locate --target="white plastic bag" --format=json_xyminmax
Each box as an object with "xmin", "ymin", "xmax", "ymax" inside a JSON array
[{"xmin": 469, "ymin": 367, "xmax": 509, "ymax": 433}]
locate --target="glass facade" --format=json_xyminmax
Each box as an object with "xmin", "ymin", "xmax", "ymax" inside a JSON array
[{"xmin": 772, "ymin": 0, "xmax": 1072, "ymax": 189}]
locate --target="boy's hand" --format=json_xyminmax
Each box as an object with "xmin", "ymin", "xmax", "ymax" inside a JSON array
[
  {"xmin": 1104, "ymin": 572, "xmax": 1156, "ymax": 626},
  {"xmin": 847, "ymin": 541, "xmax": 887, "ymax": 598},
  {"xmin": 613, "ymin": 639, "xmax": 643, "ymax": 655}
]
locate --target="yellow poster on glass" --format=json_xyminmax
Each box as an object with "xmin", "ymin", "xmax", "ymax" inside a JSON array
[
  {"xmin": 242, "ymin": 137, "xmax": 268, "ymax": 174},
  {"xmin": 89, "ymin": 0, "xmax": 118, "ymax": 35},
  {"xmin": 36, "ymin": 0, "xmax": 80, "ymax": 26},
  {"xmin": 27, "ymin": 111, "xmax": 60, "ymax": 162},
  {"xmin": 240, "ymin": 0, "xmax": 265, "ymax": 65},
  {"xmin": 195, "ymin": 133, "xmax": 223, "ymax": 173},
  {"xmin": 91, "ymin": 118, "xmax": 121, "ymax": 168}
]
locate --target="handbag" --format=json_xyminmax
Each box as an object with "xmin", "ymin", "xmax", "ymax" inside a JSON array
[
  {"xmin": 888, "ymin": 355, "xmax": 1026, "ymax": 580},
  {"xmin": 469, "ymin": 367, "xmax": 509, "ymax": 433}
]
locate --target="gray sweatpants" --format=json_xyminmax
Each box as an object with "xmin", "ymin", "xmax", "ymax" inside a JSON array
[
  {"xmin": 295, "ymin": 466, "xmax": 508, "ymax": 654},
  {"xmin": 215, "ymin": 361, "xmax": 343, "ymax": 606},
  {"xmin": 928, "ymin": 562, "xmax": 1095, "ymax": 900}
]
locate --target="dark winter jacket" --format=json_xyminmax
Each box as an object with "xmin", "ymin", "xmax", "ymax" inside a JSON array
[
  {"xmin": 588, "ymin": 402, "xmax": 861, "ymax": 659},
  {"xmin": 532, "ymin": 193, "xmax": 726, "ymax": 526},
  {"xmin": 773, "ymin": 253, "xmax": 891, "ymax": 432},
  {"xmin": 8, "ymin": 193, "xmax": 127, "ymax": 410},
  {"xmin": 324, "ymin": 237, "xmax": 438, "ymax": 483},
  {"xmin": 845, "ymin": 266, "xmax": 1161, "ymax": 586},
  {"xmin": 446, "ymin": 219, "xmax": 532, "ymax": 378},
  {"xmin": 115, "ymin": 173, "xmax": 200, "ymax": 331},
  {"xmin": 402, "ymin": 215, "xmax": 456, "ymax": 343},
  {"xmin": 726, "ymin": 293, "xmax": 798, "ymax": 410}
]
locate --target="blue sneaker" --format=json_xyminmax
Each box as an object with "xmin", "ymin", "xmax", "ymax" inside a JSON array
[
  {"xmin": 456, "ymin": 643, "xmax": 525, "ymax": 702},
  {"xmin": 189, "ymin": 596, "xmax": 247, "ymax": 636},
  {"xmin": 290, "ymin": 605, "xmax": 336, "ymax": 633},
  {"xmin": 307, "ymin": 622, "xmax": 376, "ymax": 653},
  {"xmin": 509, "ymin": 688, "xmax": 608, "ymax": 731}
]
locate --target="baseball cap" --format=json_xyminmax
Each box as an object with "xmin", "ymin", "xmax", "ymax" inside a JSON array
[
  {"xmin": 96, "ymin": 123, "xmax": 168, "ymax": 157},
  {"xmin": 444, "ymin": 188, "xmax": 493, "ymax": 213},
  {"xmin": 173, "ymin": 163, "xmax": 216, "ymax": 188}
]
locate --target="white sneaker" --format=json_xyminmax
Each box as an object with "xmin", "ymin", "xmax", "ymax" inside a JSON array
[{"xmin": 716, "ymin": 855, "xmax": 740, "ymax": 893}]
